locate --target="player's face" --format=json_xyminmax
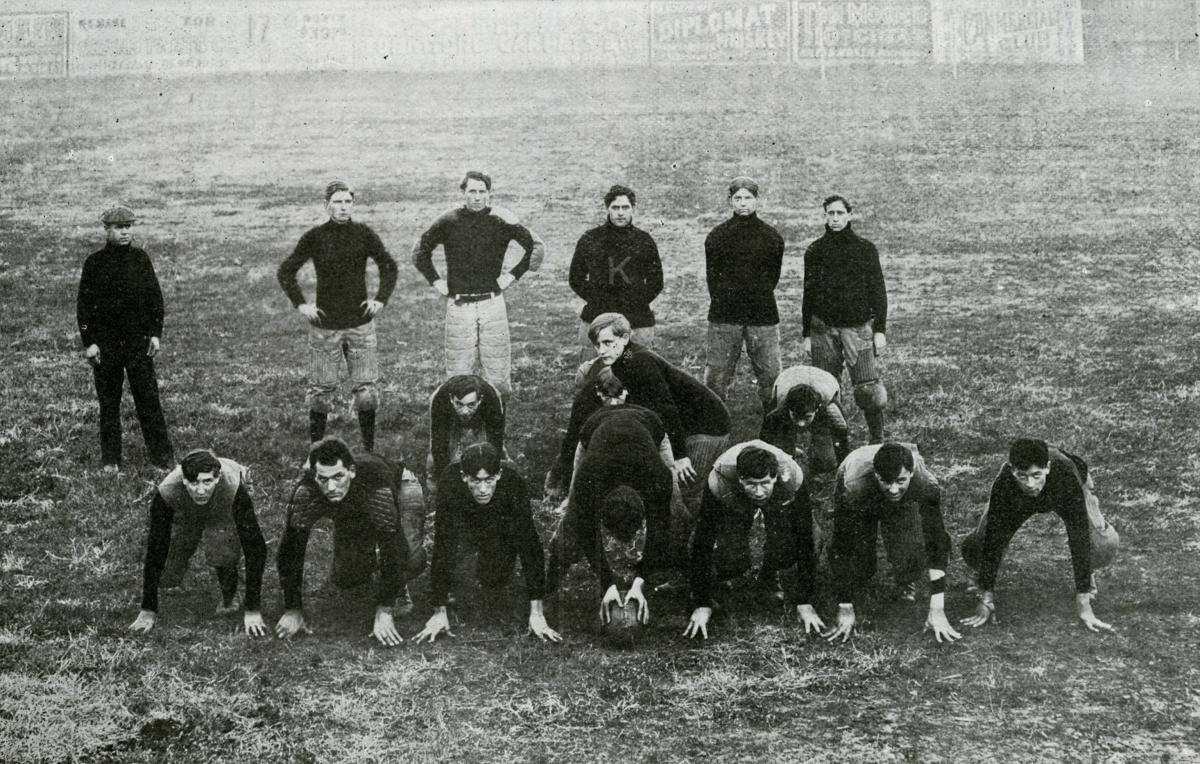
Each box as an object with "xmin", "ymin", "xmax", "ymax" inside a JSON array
[
  {"xmin": 314, "ymin": 460, "xmax": 356, "ymax": 502},
  {"xmin": 730, "ymin": 189, "xmax": 758, "ymax": 216},
  {"xmin": 738, "ymin": 474, "xmax": 778, "ymax": 505},
  {"xmin": 606, "ymin": 195, "xmax": 634, "ymax": 227},
  {"xmin": 1011, "ymin": 464, "xmax": 1050, "ymax": 497},
  {"xmin": 593, "ymin": 327, "xmax": 629, "ymax": 366},
  {"xmin": 874, "ymin": 467, "xmax": 913, "ymax": 503},
  {"xmin": 326, "ymin": 190, "xmax": 354, "ymax": 223},
  {"xmin": 105, "ymin": 223, "xmax": 133, "ymax": 246},
  {"xmin": 182, "ymin": 471, "xmax": 220, "ymax": 505},
  {"xmin": 789, "ymin": 409, "xmax": 817, "ymax": 429},
  {"xmin": 462, "ymin": 179, "xmax": 491, "ymax": 212},
  {"xmin": 463, "ymin": 468, "xmax": 501, "ymax": 504},
  {"xmin": 451, "ymin": 392, "xmax": 481, "ymax": 421},
  {"xmin": 824, "ymin": 200, "xmax": 850, "ymax": 232}
]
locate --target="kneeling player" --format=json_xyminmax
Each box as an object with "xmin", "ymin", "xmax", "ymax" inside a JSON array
[
  {"xmin": 825, "ymin": 443, "xmax": 960, "ymax": 643},
  {"xmin": 759, "ymin": 364, "xmax": 850, "ymax": 476},
  {"xmin": 684, "ymin": 442, "xmax": 822, "ymax": 640},
  {"xmin": 129, "ymin": 449, "xmax": 267, "ymax": 637},
  {"xmin": 415, "ymin": 444, "xmax": 559, "ymax": 643},
  {"xmin": 960, "ymin": 438, "xmax": 1119, "ymax": 633},
  {"xmin": 276, "ymin": 438, "xmax": 426, "ymax": 646},
  {"xmin": 426, "ymin": 374, "xmax": 506, "ymax": 480}
]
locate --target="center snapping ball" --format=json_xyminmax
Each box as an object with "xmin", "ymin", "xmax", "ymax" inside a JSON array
[{"xmin": 601, "ymin": 594, "xmax": 643, "ymax": 649}]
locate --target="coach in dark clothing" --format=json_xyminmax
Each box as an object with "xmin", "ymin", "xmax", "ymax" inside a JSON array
[
  {"xmin": 703, "ymin": 177, "xmax": 784, "ymax": 406},
  {"xmin": 76, "ymin": 205, "xmax": 173, "ymax": 470},
  {"xmin": 801, "ymin": 195, "xmax": 889, "ymax": 443},
  {"xmin": 569, "ymin": 184, "xmax": 663, "ymax": 351}
]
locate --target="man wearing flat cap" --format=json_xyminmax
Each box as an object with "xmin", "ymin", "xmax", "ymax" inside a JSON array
[
  {"xmin": 76, "ymin": 205, "xmax": 174, "ymax": 471},
  {"xmin": 278, "ymin": 180, "xmax": 399, "ymax": 451},
  {"xmin": 703, "ymin": 177, "xmax": 784, "ymax": 409}
]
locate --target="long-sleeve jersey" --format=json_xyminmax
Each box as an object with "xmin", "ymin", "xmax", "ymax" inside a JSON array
[
  {"xmin": 760, "ymin": 365, "xmax": 849, "ymax": 448},
  {"xmin": 801, "ymin": 223, "xmax": 887, "ymax": 335},
  {"xmin": 277, "ymin": 219, "xmax": 398, "ymax": 330},
  {"xmin": 77, "ymin": 243, "xmax": 165, "ymax": 347},
  {"xmin": 139, "ymin": 484, "xmax": 265, "ymax": 612},
  {"xmin": 569, "ymin": 221, "xmax": 663, "ymax": 328},
  {"xmin": 428, "ymin": 464, "xmax": 545, "ymax": 606},
  {"xmin": 412, "ymin": 206, "xmax": 534, "ymax": 295},
  {"xmin": 428, "ymin": 377, "xmax": 506, "ymax": 476},
  {"xmin": 704, "ymin": 212, "xmax": 784, "ymax": 326}
]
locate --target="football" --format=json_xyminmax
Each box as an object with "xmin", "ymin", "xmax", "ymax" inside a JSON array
[{"xmin": 600, "ymin": 595, "xmax": 644, "ymax": 649}]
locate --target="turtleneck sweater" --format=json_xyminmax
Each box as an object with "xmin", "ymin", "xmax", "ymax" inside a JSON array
[
  {"xmin": 704, "ymin": 212, "xmax": 784, "ymax": 325},
  {"xmin": 412, "ymin": 206, "xmax": 534, "ymax": 295},
  {"xmin": 569, "ymin": 220, "xmax": 663, "ymax": 328},
  {"xmin": 801, "ymin": 223, "xmax": 887, "ymax": 336}
]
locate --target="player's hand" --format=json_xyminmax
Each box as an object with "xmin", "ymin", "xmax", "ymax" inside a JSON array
[
  {"xmin": 414, "ymin": 608, "xmax": 453, "ymax": 644},
  {"xmin": 796, "ymin": 604, "xmax": 826, "ymax": 634},
  {"xmin": 147, "ymin": 336, "xmax": 160, "ymax": 358},
  {"xmin": 543, "ymin": 470, "xmax": 565, "ymax": 504},
  {"xmin": 372, "ymin": 607, "xmax": 403, "ymax": 646},
  {"xmin": 361, "ymin": 299, "xmax": 384, "ymax": 318},
  {"xmin": 433, "ymin": 279, "xmax": 450, "ymax": 297},
  {"xmin": 672, "ymin": 457, "xmax": 696, "ymax": 485},
  {"xmin": 599, "ymin": 585, "xmax": 622, "ymax": 624},
  {"xmin": 496, "ymin": 273, "xmax": 516, "ymax": 291},
  {"xmin": 1077, "ymin": 593, "xmax": 1114, "ymax": 633},
  {"xmin": 823, "ymin": 604, "xmax": 856, "ymax": 643},
  {"xmin": 683, "ymin": 607, "xmax": 712, "ymax": 639},
  {"xmin": 528, "ymin": 613, "xmax": 561, "ymax": 642},
  {"xmin": 873, "ymin": 332, "xmax": 887, "ymax": 354},
  {"xmin": 926, "ymin": 607, "xmax": 962, "ymax": 643},
  {"xmin": 801, "ymin": 337, "xmax": 812, "ymax": 357},
  {"xmin": 960, "ymin": 593, "xmax": 997, "ymax": 628},
  {"xmin": 626, "ymin": 580, "xmax": 650, "ymax": 624},
  {"xmin": 85, "ymin": 344, "xmax": 101, "ymax": 366},
  {"xmin": 275, "ymin": 609, "xmax": 308, "ymax": 640},
  {"xmin": 297, "ymin": 304, "xmax": 325, "ymax": 325},
  {"xmin": 243, "ymin": 610, "xmax": 268, "ymax": 638},
  {"xmin": 129, "ymin": 609, "xmax": 157, "ymax": 634}
]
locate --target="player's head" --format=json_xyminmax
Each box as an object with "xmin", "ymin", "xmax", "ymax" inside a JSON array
[
  {"xmin": 601, "ymin": 485, "xmax": 644, "ymax": 543},
  {"xmin": 728, "ymin": 177, "xmax": 759, "ymax": 217},
  {"xmin": 460, "ymin": 443, "xmax": 503, "ymax": 505},
  {"xmin": 445, "ymin": 374, "xmax": 486, "ymax": 422},
  {"xmin": 872, "ymin": 443, "xmax": 915, "ymax": 503},
  {"xmin": 782, "ymin": 385, "xmax": 823, "ymax": 428},
  {"xmin": 180, "ymin": 449, "xmax": 222, "ymax": 505},
  {"xmin": 588, "ymin": 313, "xmax": 632, "ymax": 366},
  {"xmin": 593, "ymin": 367, "xmax": 628, "ymax": 406},
  {"xmin": 604, "ymin": 184, "xmax": 636, "ymax": 227},
  {"xmin": 307, "ymin": 437, "xmax": 357, "ymax": 502},
  {"xmin": 101, "ymin": 205, "xmax": 136, "ymax": 246},
  {"xmin": 1008, "ymin": 438, "xmax": 1051, "ymax": 497},
  {"xmin": 325, "ymin": 180, "xmax": 355, "ymax": 223},
  {"xmin": 823, "ymin": 194, "xmax": 851, "ymax": 232},
  {"xmin": 460, "ymin": 170, "xmax": 492, "ymax": 212},
  {"xmin": 735, "ymin": 446, "xmax": 780, "ymax": 506}
]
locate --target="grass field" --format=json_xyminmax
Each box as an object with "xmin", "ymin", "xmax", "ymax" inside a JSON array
[{"xmin": 2, "ymin": 61, "xmax": 1199, "ymax": 762}]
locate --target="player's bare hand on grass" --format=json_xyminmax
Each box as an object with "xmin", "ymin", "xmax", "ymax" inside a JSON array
[
  {"xmin": 129, "ymin": 609, "xmax": 157, "ymax": 634},
  {"xmin": 414, "ymin": 608, "xmax": 454, "ymax": 644},
  {"xmin": 626, "ymin": 580, "xmax": 650, "ymax": 624},
  {"xmin": 960, "ymin": 593, "xmax": 997, "ymax": 628},
  {"xmin": 926, "ymin": 607, "xmax": 962, "ymax": 643},
  {"xmin": 243, "ymin": 611, "xmax": 268, "ymax": 638},
  {"xmin": 1077, "ymin": 594, "xmax": 1114, "ymax": 633},
  {"xmin": 528, "ymin": 614, "xmax": 561, "ymax": 642},
  {"xmin": 599, "ymin": 585, "xmax": 623, "ymax": 624},
  {"xmin": 796, "ymin": 604, "xmax": 826, "ymax": 634},
  {"xmin": 371, "ymin": 607, "xmax": 403, "ymax": 646},
  {"xmin": 684, "ymin": 606, "xmax": 712, "ymax": 639},
  {"xmin": 275, "ymin": 609, "xmax": 309, "ymax": 640},
  {"xmin": 823, "ymin": 604, "xmax": 856, "ymax": 643},
  {"xmin": 297, "ymin": 303, "xmax": 325, "ymax": 325},
  {"xmin": 672, "ymin": 457, "xmax": 696, "ymax": 485},
  {"xmin": 360, "ymin": 299, "xmax": 384, "ymax": 318}
]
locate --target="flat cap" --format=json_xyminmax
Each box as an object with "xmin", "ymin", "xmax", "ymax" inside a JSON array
[
  {"xmin": 728, "ymin": 176, "xmax": 759, "ymax": 197},
  {"xmin": 100, "ymin": 205, "xmax": 137, "ymax": 225}
]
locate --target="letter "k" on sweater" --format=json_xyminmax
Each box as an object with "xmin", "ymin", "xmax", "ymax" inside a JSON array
[{"xmin": 608, "ymin": 256, "xmax": 632, "ymax": 284}]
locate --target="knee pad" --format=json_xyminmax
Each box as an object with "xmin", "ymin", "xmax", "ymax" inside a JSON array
[
  {"xmin": 853, "ymin": 381, "xmax": 888, "ymax": 413},
  {"xmin": 352, "ymin": 385, "xmax": 379, "ymax": 412},
  {"xmin": 306, "ymin": 387, "xmax": 336, "ymax": 415}
]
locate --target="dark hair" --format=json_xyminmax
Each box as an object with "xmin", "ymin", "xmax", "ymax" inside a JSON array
[
  {"xmin": 728, "ymin": 176, "xmax": 759, "ymax": 197},
  {"xmin": 593, "ymin": 367, "xmax": 626, "ymax": 400},
  {"xmin": 325, "ymin": 180, "xmax": 353, "ymax": 201},
  {"xmin": 446, "ymin": 374, "xmax": 485, "ymax": 400},
  {"xmin": 735, "ymin": 446, "xmax": 779, "ymax": 480},
  {"xmin": 460, "ymin": 442, "xmax": 502, "ymax": 477},
  {"xmin": 823, "ymin": 194, "xmax": 851, "ymax": 212},
  {"xmin": 601, "ymin": 485, "xmax": 644, "ymax": 542},
  {"xmin": 460, "ymin": 170, "xmax": 492, "ymax": 191},
  {"xmin": 587, "ymin": 312, "xmax": 632, "ymax": 345},
  {"xmin": 784, "ymin": 385, "xmax": 823, "ymax": 418},
  {"xmin": 872, "ymin": 443, "xmax": 914, "ymax": 481},
  {"xmin": 307, "ymin": 438, "xmax": 356, "ymax": 475},
  {"xmin": 1008, "ymin": 438, "xmax": 1050, "ymax": 470},
  {"xmin": 180, "ymin": 449, "xmax": 221, "ymax": 481},
  {"xmin": 604, "ymin": 184, "xmax": 636, "ymax": 207}
]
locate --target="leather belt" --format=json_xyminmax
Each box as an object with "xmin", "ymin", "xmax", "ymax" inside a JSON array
[{"xmin": 452, "ymin": 292, "xmax": 498, "ymax": 304}]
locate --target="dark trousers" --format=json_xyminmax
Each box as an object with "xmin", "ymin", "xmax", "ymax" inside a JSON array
[{"xmin": 92, "ymin": 342, "xmax": 173, "ymax": 466}]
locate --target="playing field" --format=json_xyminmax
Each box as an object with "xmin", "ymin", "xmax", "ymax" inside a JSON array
[{"xmin": 1, "ymin": 62, "xmax": 1199, "ymax": 762}]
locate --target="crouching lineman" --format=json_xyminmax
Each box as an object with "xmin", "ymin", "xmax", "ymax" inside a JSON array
[
  {"xmin": 545, "ymin": 381, "xmax": 676, "ymax": 626},
  {"xmin": 684, "ymin": 442, "xmax": 822, "ymax": 640},
  {"xmin": 415, "ymin": 444, "xmax": 560, "ymax": 643},
  {"xmin": 760, "ymin": 364, "xmax": 850, "ymax": 476},
  {"xmin": 427, "ymin": 374, "xmax": 506, "ymax": 479},
  {"xmin": 276, "ymin": 438, "xmax": 426, "ymax": 646},
  {"xmin": 825, "ymin": 443, "xmax": 960, "ymax": 643},
  {"xmin": 960, "ymin": 438, "xmax": 1119, "ymax": 633},
  {"xmin": 129, "ymin": 449, "xmax": 267, "ymax": 636}
]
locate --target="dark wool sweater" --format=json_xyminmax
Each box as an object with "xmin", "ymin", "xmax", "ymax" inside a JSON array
[
  {"xmin": 428, "ymin": 378, "xmax": 506, "ymax": 476},
  {"xmin": 77, "ymin": 243, "xmax": 165, "ymax": 347},
  {"xmin": 412, "ymin": 206, "xmax": 534, "ymax": 295},
  {"xmin": 277, "ymin": 219, "xmax": 399, "ymax": 330},
  {"xmin": 569, "ymin": 221, "xmax": 663, "ymax": 328},
  {"xmin": 704, "ymin": 213, "xmax": 784, "ymax": 326},
  {"xmin": 801, "ymin": 223, "xmax": 887, "ymax": 336}
]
